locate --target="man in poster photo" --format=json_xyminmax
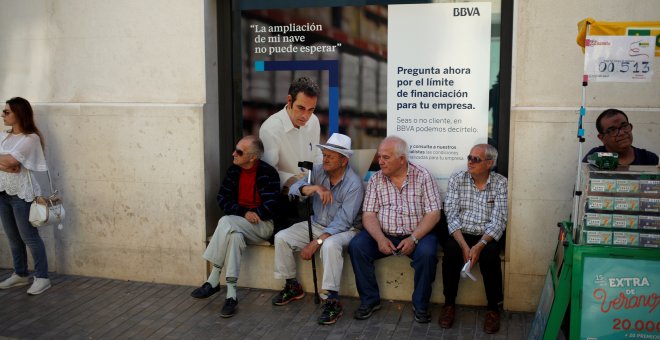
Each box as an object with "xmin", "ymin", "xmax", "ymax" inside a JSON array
[{"xmin": 259, "ymin": 77, "xmax": 323, "ymax": 193}]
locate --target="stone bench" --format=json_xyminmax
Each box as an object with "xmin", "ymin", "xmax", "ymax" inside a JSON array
[{"xmin": 210, "ymin": 238, "xmax": 504, "ymax": 307}]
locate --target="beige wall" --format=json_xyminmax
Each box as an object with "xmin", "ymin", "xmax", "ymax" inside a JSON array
[
  {"xmin": 506, "ymin": 0, "xmax": 660, "ymax": 311},
  {"xmin": 1, "ymin": 0, "xmax": 658, "ymax": 312},
  {"xmin": 0, "ymin": 0, "xmax": 212, "ymax": 285}
]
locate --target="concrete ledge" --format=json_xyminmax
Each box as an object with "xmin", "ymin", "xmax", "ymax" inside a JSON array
[{"xmin": 214, "ymin": 239, "xmax": 504, "ymax": 307}]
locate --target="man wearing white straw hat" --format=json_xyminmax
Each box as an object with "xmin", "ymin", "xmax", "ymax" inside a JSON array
[{"xmin": 272, "ymin": 133, "xmax": 364, "ymax": 325}]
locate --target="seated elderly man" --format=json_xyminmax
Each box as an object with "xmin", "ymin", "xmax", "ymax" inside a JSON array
[
  {"xmin": 439, "ymin": 143, "xmax": 508, "ymax": 334},
  {"xmin": 348, "ymin": 135, "xmax": 442, "ymax": 324},
  {"xmin": 272, "ymin": 133, "xmax": 364, "ymax": 325},
  {"xmin": 189, "ymin": 136, "xmax": 280, "ymax": 318}
]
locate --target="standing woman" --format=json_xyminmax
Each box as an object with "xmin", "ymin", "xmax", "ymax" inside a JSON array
[{"xmin": 0, "ymin": 97, "xmax": 51, "ymax": 295}]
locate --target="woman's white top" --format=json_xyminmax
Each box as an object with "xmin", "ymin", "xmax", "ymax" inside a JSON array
[{"xmin": 0, "ymin": 132, "xmax": 48, "ymax": 202}]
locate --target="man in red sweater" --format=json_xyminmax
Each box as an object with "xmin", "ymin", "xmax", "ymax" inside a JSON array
[{"xmin": 190, "ymin": 136, "xmax": 280, "ymax": 318}]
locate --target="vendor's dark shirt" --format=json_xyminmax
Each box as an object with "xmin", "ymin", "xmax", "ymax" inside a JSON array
[{"xmin": 582, "ymin": 146, "xmax": 659, "ymax": 165}]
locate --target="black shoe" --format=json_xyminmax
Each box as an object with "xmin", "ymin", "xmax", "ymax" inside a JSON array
[
  {"xmin": 272, "ymin": 282, "xmax": 305, "ymax": 306},
  {"xmin": 318, "ymin": 298, "xmax": 343, "ymax": 325},
  {"xmin": 190, "ymin": 282, "xmax": 220, "ymax": 299},
  {"xmin": 412, "ymin": 306, "xmax": 431, "ymax": 323},
  {"xmin": 220, "ymin": 297, "xmax": 238, "ymax": 318},
  {"xmin": 353, "ymin": 302, "xmax": 381, "ymax": 320}
]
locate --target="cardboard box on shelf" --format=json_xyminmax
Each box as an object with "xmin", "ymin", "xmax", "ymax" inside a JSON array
[
  {"xmin": 360, "ymin": 56, "xmax": 378, "ymax": 112},
  {"xmin": 587, "ymin": 196, "xmax": 615, "ymax": 211},
  {"xmin": 639, "ymin": 215, "xmax": 660, "ymax": 229},
  {"xmin": 640, "ymin": 180, "xmax": 660, "ymax": 194},
  {"xmin": 613, "ymin": 197, "xmax": 639, "ymax": 211},
  {"xmin": 640, "ymin": 233, "xmax": 660, "ymax": 248},
  {"xmin": 590, "ymin": 178, "xmax": 616, "ymax": 193},
  {"xmin": 613, "ymin": 231, "xmax": 639, "ymax": 246},
  {"xmin": 640, "ymin": 198, "xmax": 660, "ymax": 212},
  {"xmin": 340, "ymin": 53, "xmax": 360, "ymax": 110},
  {"xmin": 377, "ymin": 61, "xmax": 387, "ymax": 113},
  {"xmin": 612, "ymin": 214, "xmax": 639, "ymax": 229},
  {"xmin": 584, "ymin": 213, "xmax": 612, "ymax": 228},
  {"xmin": 584, "ymin": 230, "xmax": 612, "ymax": 245},
  {"xmin": 615, "ymin": 179, "xmax": 640, "ymax": 193},
  {"xmin": 340, "ymin": 7, "xmax": 361, "ymax": 40}
]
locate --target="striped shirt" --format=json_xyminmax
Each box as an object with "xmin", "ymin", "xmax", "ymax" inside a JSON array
[
  {"xmin": 363, "ymin": 163, "xmax": 442, "ymax": 236},
  {"xmin": 445, "ymin": 170, "xmax": 508, "ymax": 241}
]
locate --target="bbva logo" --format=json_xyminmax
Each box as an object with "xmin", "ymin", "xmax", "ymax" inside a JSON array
[{"xmin": 453, "ymin": 7, "xmax": 481, "ymax": 16}]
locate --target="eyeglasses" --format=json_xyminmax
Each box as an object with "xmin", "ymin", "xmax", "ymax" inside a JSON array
[
  {"xmin": 602, "ymin": 123, "xmax": 632, "ymax": 137},
  {"xmin": 234, "ymin": 148, "xmax": 245, "ymax": 156},
  {"xmin": 467, "ymin": 155, "xmax": 491, "ymax": 164},
  {"xmin": 1, "ymin": 110, "xmax": 10, "ymax": 116}
]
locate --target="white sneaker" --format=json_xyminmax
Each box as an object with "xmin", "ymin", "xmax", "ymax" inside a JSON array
[
  {"xmin": 0, "ymin": 273, "xmax": 30, "ymax": 289},
  {"xmin": 27, "ymin": 277, "xmax": 51, "ymax": 295}
]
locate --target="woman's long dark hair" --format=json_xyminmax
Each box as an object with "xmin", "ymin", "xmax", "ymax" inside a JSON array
[{"xmin": 6, "ymin": 97, "xmax": 45, "ymax": 150}]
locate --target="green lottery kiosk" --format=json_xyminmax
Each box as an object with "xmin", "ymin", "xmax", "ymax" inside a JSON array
[{"xmin": 530, "ymin": 164, "xmax": 660, "ymax": 340}]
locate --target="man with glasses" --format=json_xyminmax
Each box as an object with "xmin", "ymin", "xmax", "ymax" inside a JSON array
[
  {"xmin": 272, "ymin": 133, "xmax": 364, "ymax": 325},
  {"xmin": 190, "ymin": 135, "xmax": 280, "ymax": 318},
  {"xmin": 583, "ymin": 109, "xmax": 658, "ymax": 166},
  {"xmin": 439, "ymin": 144, "xmax": 507, "ymax": 334}
]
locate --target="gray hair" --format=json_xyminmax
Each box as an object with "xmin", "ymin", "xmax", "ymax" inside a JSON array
[
  {"xmin": 382, "ymin": 135, "xmax": 409, "ymax": 160},
  {"xmin": 472, "ymin": 144, "xmax": 498, "ymax": 169},
  {"xmin": 242, "ymin": 135, "xmax": 264, "ymax": 158}
]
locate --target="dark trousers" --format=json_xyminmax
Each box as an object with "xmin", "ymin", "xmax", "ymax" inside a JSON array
[
  {"xmin": 349, "ymin": 230, "xmax": 438, "ymax": 312},
  {"xmin": 442, "ymin": 234, "xmax": 502, "ymax": 310}
]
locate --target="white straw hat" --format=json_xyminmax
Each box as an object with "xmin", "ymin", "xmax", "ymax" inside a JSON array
[{"xmin": 316, "ymin": 133, "xmax": 353, "ymax": 158}]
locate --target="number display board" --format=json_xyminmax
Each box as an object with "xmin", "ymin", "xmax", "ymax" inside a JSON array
[{"xmin": 584, "ymin": 35, "xmax": 655, "ymax": 82}]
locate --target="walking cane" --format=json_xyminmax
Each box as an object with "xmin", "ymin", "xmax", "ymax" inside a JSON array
[{"xmin": 298, "ymin": 161, "xmax": 320, "ymax": 304}]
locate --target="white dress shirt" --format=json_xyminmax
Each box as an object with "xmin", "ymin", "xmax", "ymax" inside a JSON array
[{"xmin": 259, "ymin": 106, "xmax": 322, "ymax": 186}]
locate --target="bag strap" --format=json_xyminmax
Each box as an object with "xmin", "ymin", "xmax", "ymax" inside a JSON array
[
  {"xmin": 28, "ymin": 168, "xmax": 56, "ymax": 198},
  {"xmin": 26, "ymin": 135, "xmax": 57, "ymax": 197}
]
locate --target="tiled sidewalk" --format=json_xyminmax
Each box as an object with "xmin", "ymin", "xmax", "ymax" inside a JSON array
[{"xmin": 0, "ymin": 269, "xmax": 533, "ymax": 339}]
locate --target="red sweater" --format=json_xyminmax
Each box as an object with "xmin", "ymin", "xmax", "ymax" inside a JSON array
[{"xmin": 238, "ymin": 162, "xmax": 261, "ymax": 209}]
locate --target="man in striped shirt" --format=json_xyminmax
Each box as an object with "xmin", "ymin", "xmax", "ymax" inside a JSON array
[
  {"xmin": 439, "ymin": 143, "xmax": 507, "ymax": 334},
  {"xmin": 349, "ymin": 136, "xmax": 442, "ymax": 324}
]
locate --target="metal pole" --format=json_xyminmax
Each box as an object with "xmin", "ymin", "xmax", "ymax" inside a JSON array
[{"xmin": 572, "ymin": 22, "xmax": 590, "ymax": 241}]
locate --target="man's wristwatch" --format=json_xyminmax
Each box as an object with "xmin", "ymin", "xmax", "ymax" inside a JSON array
[
  {"xmin": 410, "ymin": 235, "xmax": 419, "ymax": 245},
  {"xmin": 316, "ymin": 238, "xmax": 324, "ymax": 245},
  {"xmin": 479, "ymin": 239, "xmax": 488, "ymax": 246}
]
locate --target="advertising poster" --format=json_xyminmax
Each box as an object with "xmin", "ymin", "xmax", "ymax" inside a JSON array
[
  {"xmin": 581, "ymin": 257, "xmax": 660, "ymax": 340},
  {"xmin": 584, "ymin": 35, "xmax": 655, "ymax": 82},
  {"xmin": 240, "ymin": 6, "xmax": 390, "ymax": 179},
  {"xmin": 240, "ymin": 4, "xmax": 497, "ymax": 182},
  {"xmin": 388, "ymin": 3, "xmax": 491, "ymax": 184}
]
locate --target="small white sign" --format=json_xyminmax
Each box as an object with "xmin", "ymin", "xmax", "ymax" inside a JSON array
[{"xmin": 584, "ymin": 35, "xmax": 655, "ymax": 82}]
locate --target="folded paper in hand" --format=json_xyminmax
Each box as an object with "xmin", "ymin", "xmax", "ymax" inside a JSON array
[{"xmin": 460, "ymin": 260, "xmax": 477, "ymax": 281}]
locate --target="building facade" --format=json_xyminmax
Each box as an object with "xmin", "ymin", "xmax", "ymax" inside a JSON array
[{"xmin": 0, "ymin": 0, "xmax": 658, "ymax": 312}]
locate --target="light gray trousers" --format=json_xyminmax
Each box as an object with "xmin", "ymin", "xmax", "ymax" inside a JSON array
[
  {"xmin": 273, "ymin": 221, "xmax": 357, "ymax": 292},
  {"xmin": 203, "ymin": 215, "xmax": 273, "ymax": 278}
]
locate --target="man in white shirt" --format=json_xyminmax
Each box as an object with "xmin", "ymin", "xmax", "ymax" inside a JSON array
[{"xmin": 259, "ymin": 77, "xmax": 323, "ymax": 193}]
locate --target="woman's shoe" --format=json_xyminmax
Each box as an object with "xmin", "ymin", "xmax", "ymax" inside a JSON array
[
  {"xmin": 0, "ymin": 273, "xmax": 30, "ymax": 289},
  {"xmin": 27, "ymin": 277, "xmax": 51, "ymax": 295}
]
